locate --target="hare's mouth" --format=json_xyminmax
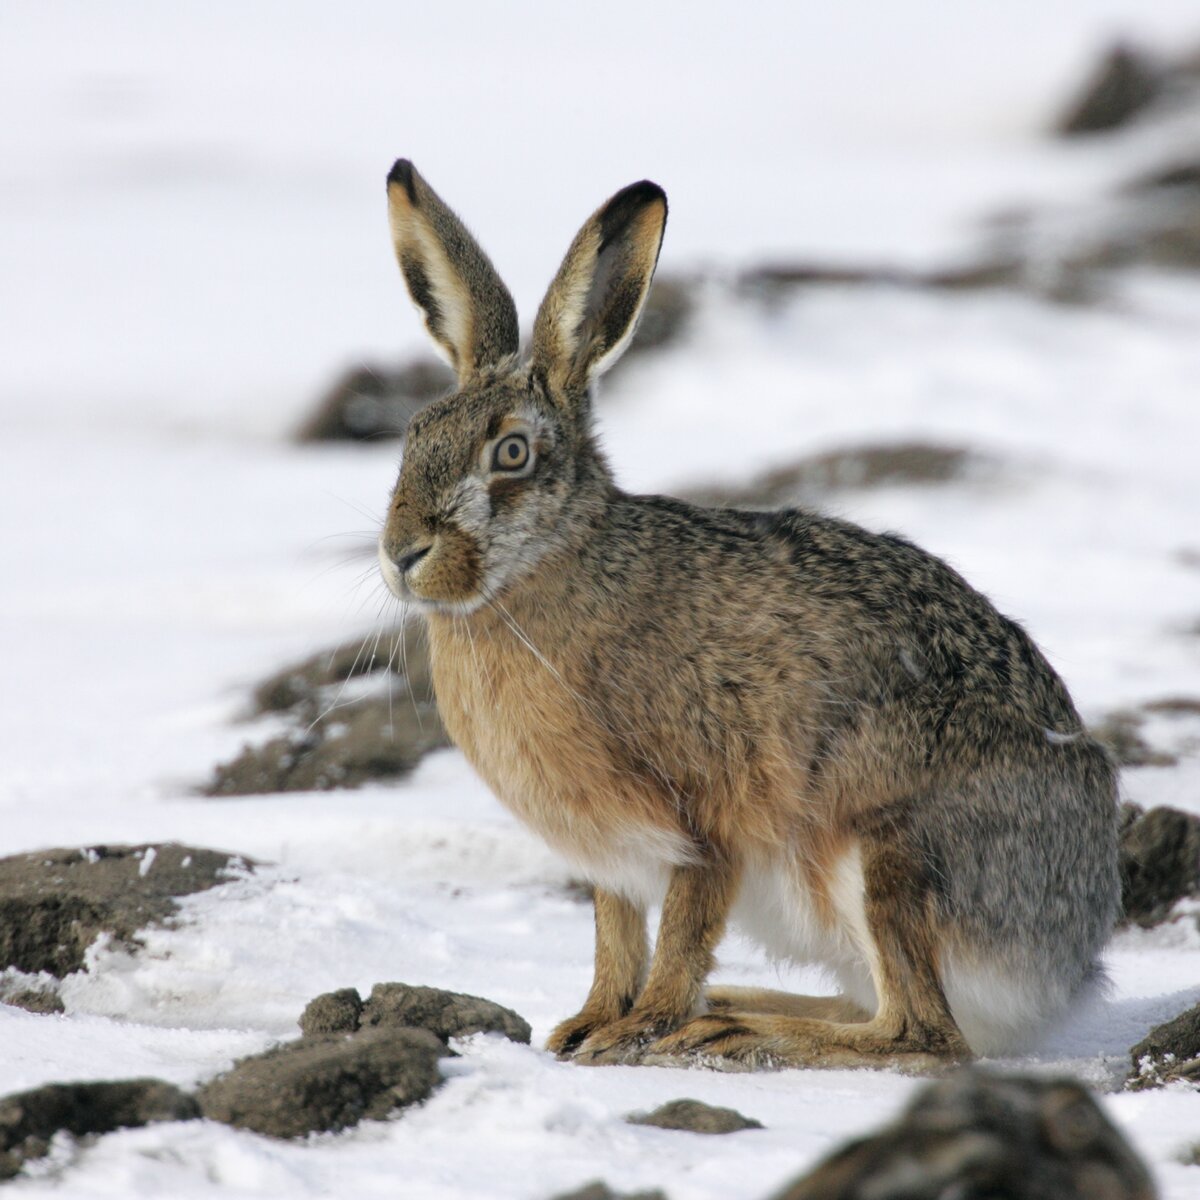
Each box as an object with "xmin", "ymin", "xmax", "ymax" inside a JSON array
[{"xmin": 378, "ymin": 531, "xmax": 487, "ymax": 614}]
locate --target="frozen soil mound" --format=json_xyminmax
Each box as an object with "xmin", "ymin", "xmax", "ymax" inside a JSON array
[
  {"xmin": 0, "ymin": 843, "xmax": 250, "ymax": 980},
  {"xmin": 205, "ymin": 625, "xmax": 447, "ymax": 796}
]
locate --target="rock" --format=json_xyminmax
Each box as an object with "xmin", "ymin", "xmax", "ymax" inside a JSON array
[
  {"xmin": 1055, "ymin": 43, "xmax": 1166, "ymax": 136},
  {"xmin": 687, "ymin": 442, "xmax": 982, "ymax": 510},
  {"xmin": 0, "ymin": 1079, "xmax": 198, "ymax": 1180},
  {"xmin": 361, "ymin": 982, "xmax": 531, "ymax": 1045},
  {"xmin": 550, "ymin": 1185, "xmax": 669, "ymax": 1200},
  {"xmin": 1128, "ymin": 1002, "xmax": 1200, "ymax": 1089},
  {"xmin": 299, "ymin": 987, "xmax": 364, "ymax": 1037},
  {"xmin": 0, "ymin": 844, "xmax": 250, "ymax": 976},
  {"xmin": 626, "ymin": 1098, "xmax": 763, "ymax": 1135},
  {"xmin": 771, "ymin": 1069, "xmax": 1155, "ymax": 1200},
  {"xmin": 197, "ymin": 1026, "xmax": 445, "ymax": 1138},
  {"xmin": 205, "ymin": 694, "xmax": 447, "ymax": 796},
  {"xmin": 296, "ymin": 357, "xmax": 453, "ymax": 443},
  {"xmin": 1090, "ymin": 711, "xmax": 1177, "ymax": 768},
  {"xmin": 1119, "ymin": 805, "xmax": 1200, "ymax": 926}
]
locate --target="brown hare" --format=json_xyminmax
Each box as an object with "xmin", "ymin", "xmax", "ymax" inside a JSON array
[{"xmin": 378, "ymin": 160, "xmax": 1120, "ymax": 1070}]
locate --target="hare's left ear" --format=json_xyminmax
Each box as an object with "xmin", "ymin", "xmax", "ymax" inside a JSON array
[
  {"xmin": 530, "ymin": 181, "xmax": 667, "ymax": 402},
  {"xmin": 387, "ymin": 160, "xmax": 519, "ymax": 380}
]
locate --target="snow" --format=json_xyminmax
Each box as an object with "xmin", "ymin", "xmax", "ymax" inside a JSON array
[{"xmin": 3, "ymin": 2, "xmax": 1200, "ymax": 1197}]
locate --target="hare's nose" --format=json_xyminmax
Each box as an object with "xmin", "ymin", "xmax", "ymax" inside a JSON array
[{"xmin": 397, "ymin": 544, "xmax": 432, "ymax": 575}]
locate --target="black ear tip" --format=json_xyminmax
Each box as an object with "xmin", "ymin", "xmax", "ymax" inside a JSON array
[
  {"xmin": 615, "ymin": 180, "xmax": 667, "ymax": 217},
  {"xmin": 598, "ymin": 180, "xmax": 668, "ymax": 248},
  {"xmin": 387, "ymin": 159, "xmax": 418, "ymax": 202}
]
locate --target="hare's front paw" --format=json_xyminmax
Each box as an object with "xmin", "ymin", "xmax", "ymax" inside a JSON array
[
  {"xmin": 547, "ymin": 1009, "xmax": 616, "ymax": 1058},
  {"xmin": 570, "ymin": 1011, "xmax": 677, "ymax": 1066}
]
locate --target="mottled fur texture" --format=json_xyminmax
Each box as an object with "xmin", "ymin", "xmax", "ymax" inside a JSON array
[{"xmin": 378, "ymin": 160, "xmax": 1120, "ymax": 1070}]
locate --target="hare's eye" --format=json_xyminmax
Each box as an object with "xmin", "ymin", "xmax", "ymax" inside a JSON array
[{"xmin": 492, "ymin": 434, "xmax": 530, "ymax": 472}]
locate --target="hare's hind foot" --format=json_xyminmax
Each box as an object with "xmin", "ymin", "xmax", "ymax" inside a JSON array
[
  {"xmin": 705, "ymin": 986, "xmax": 870, "ymax": 1023},
  {"xmin": 644, "ymin": 1012, "xmax": 971, "ymax": 1074}
]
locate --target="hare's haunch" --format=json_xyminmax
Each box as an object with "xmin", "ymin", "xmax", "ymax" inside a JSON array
[{"xmin": 378, "ymin": 160, "xmax": 1119, "ymax": 1069}]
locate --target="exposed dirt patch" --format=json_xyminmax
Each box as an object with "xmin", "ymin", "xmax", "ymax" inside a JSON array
[{"xmin": 0, "ymin": 844, "xmax": 250, "ymax": 977}]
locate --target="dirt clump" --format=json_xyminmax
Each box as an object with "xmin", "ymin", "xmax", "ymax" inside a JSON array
[
  {"xmin": 206, "ymin": 694, "xmax": 445, "ymax": 796},
  {"xmin": 0, "ymin": 1079, "xmax": 198, "ymax": 1180},
  {"xmin": 296, "ymin": 357, "xmax": 453, "ymax": 443},
  {"xmin": 197, "ymin": 1026, "xmax": 445, "ymax": 1138},
  {"xmin": 772, "ymin": 1068, "xmax": 1155, "ymax": 1200},
  {"xmin": 300, "ymin": 982, "xmax": 532, "ymax": 1045},
  {"xmin": 687, "ymin": 442, "xmax": 984, "ymax": 511},
  {"xmin": 1090, "ymin": 711, "xmax": 1177, "ymax": 768},
  {"xmin": 1119, "ymin": 804, "xmax": 1200, "ymax": 927},
  {"xmin": 207, "ymin": 626, "xmax": 447, "ymax": 796},
  {"xmin": 626, "ymin": 1098, "xmax": 763, "ymax": 1135},
  {"xmin": 1128, "ymin": 1002, "xmax": 1200, "ymax": 1090},
  {"xmin": 550, "ymin": 1185, "xmax": 669, "ymax": 1200}
]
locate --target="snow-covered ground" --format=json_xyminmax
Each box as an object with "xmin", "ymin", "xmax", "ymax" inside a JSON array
[{"xmin": 3, "ymin": 3, "xmax": 1200, "ymax": 1197}]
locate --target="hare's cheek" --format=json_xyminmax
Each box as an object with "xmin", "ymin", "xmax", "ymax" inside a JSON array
[{"xmin": 415, "ymin": 525, "xmax": 484, "ymax": 603}]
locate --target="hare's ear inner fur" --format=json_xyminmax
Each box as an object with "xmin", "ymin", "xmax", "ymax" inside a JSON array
[
  {"xmin": 386, "ymin": 160, "xmax": 519, "ymax": 380},
  {"xmin": 531, "ymin": 180, "xmax": 667, "ymax": 401}
]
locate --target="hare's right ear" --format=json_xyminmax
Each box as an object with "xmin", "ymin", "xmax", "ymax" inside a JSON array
[
  {"xmin": 387, "ymin": 160, "xmax": 519, "ymax": 381},
  {"xmin": 531, "ymin": 181, "xmax": 667, "ymax": 403}
]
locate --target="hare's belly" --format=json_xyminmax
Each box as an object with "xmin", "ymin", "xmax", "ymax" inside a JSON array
[{"xmin": 731, "ymin": 851, "xmax": 878, "ymax": 1009}]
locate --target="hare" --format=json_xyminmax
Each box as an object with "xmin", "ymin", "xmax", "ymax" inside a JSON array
[{"xmin": 377, "ymin": 160, "xmax": 1120, "ymax": 1070}]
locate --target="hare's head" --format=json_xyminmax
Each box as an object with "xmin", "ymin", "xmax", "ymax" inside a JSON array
[{"xmin": 378, "ymin": 161, "xmax": 666, "ymax": 614}]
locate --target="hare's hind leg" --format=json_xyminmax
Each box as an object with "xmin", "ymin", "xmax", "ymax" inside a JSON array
[
  {"xmin": 705, "ymin": 986, "xmax": 870, "ymax": 1024},
  {"xmin": 652, "ymin": 841, "xmax": 971, "ymax": 1071}
]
